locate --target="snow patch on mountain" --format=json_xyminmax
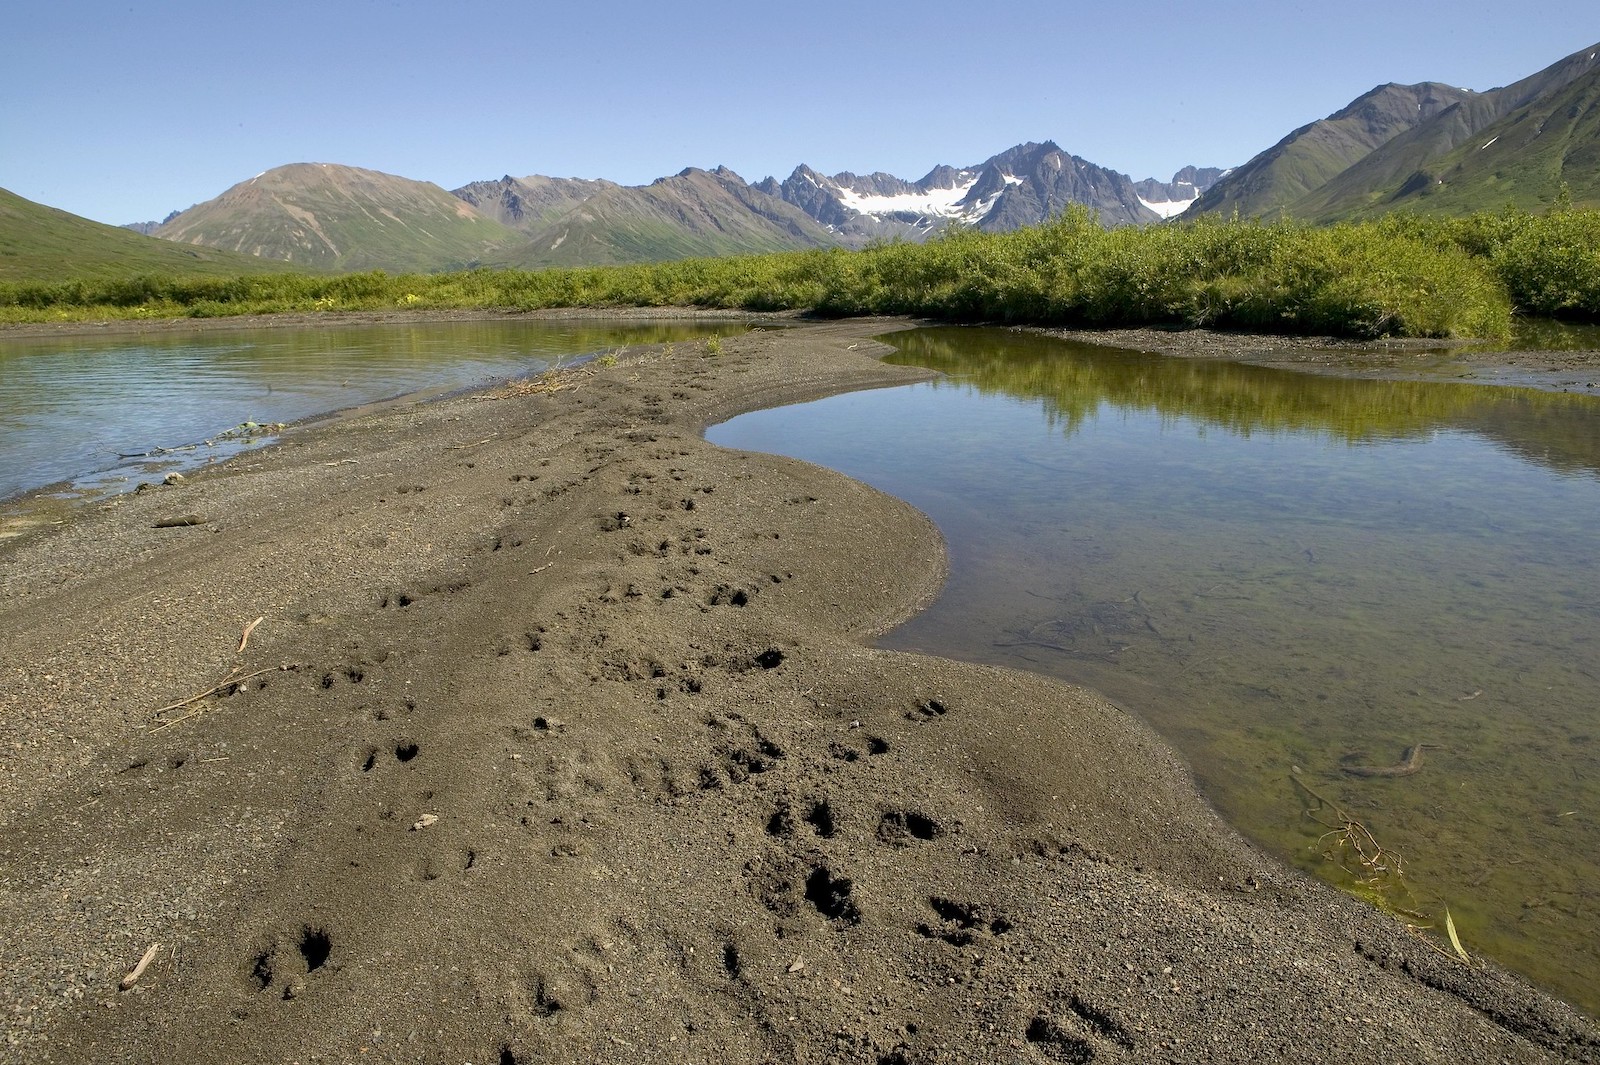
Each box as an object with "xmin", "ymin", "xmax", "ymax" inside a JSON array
[
  {"xmin": 1138, "ymin": 191, "xmax": 1199, "ymax": 219},
  {"xmin": 834, "ymin": 178, "xmax": 980, "ymax": 218}
]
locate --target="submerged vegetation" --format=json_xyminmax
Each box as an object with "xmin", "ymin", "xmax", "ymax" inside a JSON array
[{"xmin": 4, "ymin": 205, "xmax": 1597, "ymax": 339}]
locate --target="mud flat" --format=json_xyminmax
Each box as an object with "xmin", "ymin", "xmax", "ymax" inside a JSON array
[{"xmin": 2, "ymin": 316, "xmax": 1596, "ymax": 1063}]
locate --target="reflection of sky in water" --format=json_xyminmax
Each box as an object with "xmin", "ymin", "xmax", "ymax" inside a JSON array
[
  {"xmin": 708, "ymin": 331, "xmax": 1600, "ymax": 1013},
  {"xmin": 0, "ymin": 320, "xmax": 732, "ymax": 501}
]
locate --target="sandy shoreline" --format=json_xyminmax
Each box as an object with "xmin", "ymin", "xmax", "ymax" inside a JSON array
[{"xmin": 2, "ymin": 317, "xmax": 1596, "ymax": 1063}]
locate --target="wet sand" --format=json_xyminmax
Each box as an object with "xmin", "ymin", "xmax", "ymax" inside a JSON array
[{"xmin": 2, "ymin": 315, "xmax": 1596, "ymax": 1063}]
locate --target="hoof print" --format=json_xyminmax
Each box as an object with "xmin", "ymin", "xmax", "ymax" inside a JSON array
[{"xmin": 906, "ymin": 699, "xmax": 948, "ymax": 723}]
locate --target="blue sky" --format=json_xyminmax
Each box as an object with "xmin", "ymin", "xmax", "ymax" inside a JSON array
[{"xmin": 4, "ymin": 1, "xmax": 1596, "ymax": 225}]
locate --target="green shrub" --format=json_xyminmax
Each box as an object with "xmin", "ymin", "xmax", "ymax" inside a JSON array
[{"xmin": 10, "ymin": 206, "xmax": 1588, "ymax": 338}]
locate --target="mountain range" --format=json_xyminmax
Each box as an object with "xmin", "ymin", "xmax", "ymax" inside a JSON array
[
  {"xmin": 4, "ymin": 38, "xmax": 1596, "ymax": 282},
  {"xmin": 108, "ymin": 142, "xmax": 1222, "ymax": 275},
  {"xmin": 1193, "ymin": 40, "xmax": 1600, "ymax": 220}
]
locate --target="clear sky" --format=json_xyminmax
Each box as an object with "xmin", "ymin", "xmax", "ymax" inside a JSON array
[{"xmin": 4, "ymin": 1, "xmax": 1597, "ymax": 226}]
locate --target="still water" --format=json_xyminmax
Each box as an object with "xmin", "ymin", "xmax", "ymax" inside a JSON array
[
  {"xmin": 708, "ymin": 327, "xmax": 1600, "ymax": 1014},
  {"xmin": 0, "ymin": 319, "xmax": 736, "ymax": 504}
]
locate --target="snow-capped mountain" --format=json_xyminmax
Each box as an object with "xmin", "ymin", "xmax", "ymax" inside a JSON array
[{"xmin": 757, "ymin": 143, "xmax": 1224, "ymax": 240}]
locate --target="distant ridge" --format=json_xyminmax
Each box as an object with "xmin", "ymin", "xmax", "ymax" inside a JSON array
[
  {"xmin": 481, "ymin": 166, "xmax": 839, "ymax": 268},
  {"xmin": 101, "ymin": 146, "xmax": 1220, "ymax": 275},
  {"xmin": 1193, "ymin": 40, "xmax": 1600, "ymax": 220}
]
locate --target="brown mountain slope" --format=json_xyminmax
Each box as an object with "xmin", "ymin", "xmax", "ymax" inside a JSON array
[{"xmin": 153, "ymin": 163, "xmax": 516, "ymax": 272}]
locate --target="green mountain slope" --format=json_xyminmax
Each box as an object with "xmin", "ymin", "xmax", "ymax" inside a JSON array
[
  {"xmin": 0, "ymin": 186, "xmax": 297, "ymax": 283},
  {"xmin": 1192, "ymin": 82, "xmax": 1473, "ymax": 218},
  {"xmin": 1287, "ymin": 42, "xmax": 1600, "ymax": 220},
  {"xmin": 494, "ymin": 167, "xmax": 837, "ymax": 268},
  {"xmin": 153, "ymin": 163, "xmax": 517, "ymax": 272},
  {"xmin": 1302, "ymin": 53, "xmax": 1600, "ymax": 218}
]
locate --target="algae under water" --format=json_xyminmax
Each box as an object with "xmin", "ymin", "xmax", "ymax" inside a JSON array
[{"xmin": 707, "ymin": 326, "xmax": 1600, "ymax": 1015}]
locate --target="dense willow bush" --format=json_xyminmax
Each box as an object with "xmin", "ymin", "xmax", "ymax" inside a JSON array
[{"xmin": 9, "ymin": 204, "xmax": 1597, "ymax": 338}]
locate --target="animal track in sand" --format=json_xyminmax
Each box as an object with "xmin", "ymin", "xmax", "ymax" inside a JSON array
[
  {"xmin": 803, "ymin": 799, "xmax": 836, "ymax": 838},
  {"xmin": 1060, "ymin": 993, "xmax": 1135, "ymax": 1050},
  {"xmin": 803, "ymin": 865, "xmax": 861, "ymax": 925},
  {"xmin": 720, "ymin": 647, "xmax": 784, "ymax": 673},
  {"xmin": 764, "ymin": 797, "xmax": 837, "ymax": 840},
  {"xmin": 915, "ymin": 896, "xmax": 1013, "ymax": 947},
  {"xmin": 417, "ymin": 846, "xmax": 480, "ymax": 884},
  {"xmin": 746, "ymin": 855, "xmax": 862, "ymax": 928},
  {"xmin": 707, "ymin": 584, "xmax": 753, "ymax": 607},
  {"xmin": 765, "ymin": 802, "xmax": 797, "ymax": 839},
  {"xmin": 1024, "ymin": 1015, "xmax": 1097, "ymax": 1063},
  {"xmin": 247, "ymin": 925, "xmax": 334, "ymax": 1000},
  {"xmin": 829, "ymin": 734, "xmax": 891, "ymax": 761},
  {"xmin": 369, "ymin": 697, "xmax": 415, "ymax": 723},
  {"xmin": 320, "ymin": 664, "xmax": 367, "ymax": 689},
  {"xmin": 703, "ymin": 715, "xmax": 785, "ymax": 785},
  {"xmin": 877, "ymin": 809, "xmax": 943, "ymax": 846},
  {"xmin": 905, "ymin": 698, "xmax": 949, "ymax": 723}
]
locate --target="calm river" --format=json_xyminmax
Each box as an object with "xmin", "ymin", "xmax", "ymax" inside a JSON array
[
  {"xmin": 708, "ymin": 326, "xmax": 1600, "ymax": 1015},
  {"xmin": 0, "ymin": 318, "xmax": 737, "ymax": 506}
]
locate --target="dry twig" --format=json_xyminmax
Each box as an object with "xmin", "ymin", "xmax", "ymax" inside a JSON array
[
  {"xmin": 149, "ymin": 664, "xmax": 290, "ymax": 732},
  {"xmin": 120, "ymin": 943, "xmax": 160, "ymax": 990},
  {"xmin": 238, "ymin": 616, "xmax": 264, "ymax": 653}
]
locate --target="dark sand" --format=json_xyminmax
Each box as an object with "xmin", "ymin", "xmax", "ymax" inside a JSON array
[{"xmin": 2, "ymin": 315, "xmax": 1597, "ymax": 1063}]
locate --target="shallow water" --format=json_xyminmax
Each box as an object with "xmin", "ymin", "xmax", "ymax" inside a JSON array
[
  {"xmin": 707, "ymin": 326, "xmax": 1600, "ymax": 1014},
  {"xmin": 0, "ymin": 319, "xmax": 738, "ymax": 504}
]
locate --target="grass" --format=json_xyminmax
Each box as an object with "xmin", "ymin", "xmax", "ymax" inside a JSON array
[
  {"xmin": 0, "ymin": 186, "xmax": 302, "ymax": 284},
  {"xmin": 7, "ymin": 204, "xmax": 1598, "ymax": 339}
]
